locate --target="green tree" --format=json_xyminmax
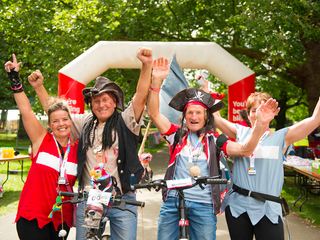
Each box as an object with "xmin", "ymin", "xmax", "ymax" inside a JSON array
[
  {"xmin": 0, "ymin": 0, "xmax": 141, "ymax": 110},
  {"xmin": 120, "ymin": 0, "xmax": 319, "ymax": 119},
  {"xmin": 1, "ymin": 0, "xmax": 318, "ymax": 127}
]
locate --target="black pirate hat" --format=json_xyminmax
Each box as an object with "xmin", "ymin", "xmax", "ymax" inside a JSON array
[
  {"xmin": 169, "ymin": 87, "xmax": 225, "ymax": 113},
  {"xmin": 82, "ymin": 76, "xmax": 125, "ymax": 111}
]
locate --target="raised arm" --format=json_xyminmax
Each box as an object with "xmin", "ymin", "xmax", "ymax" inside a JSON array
[
  {"xmin": 132, "ymin": 47, "xmax": 153, "ymax": 122},
  {"xmin": 285, "ymin": 98, "xmax": 320, "ymax": 146},
  {"xmin": 28, "ymin": 70, "xmax": 50, "ymax": 115},
  {"xmin": 146, "ymin": 57, "xmax": 172, "ymax": 134},
  {"xmin": 4, "ymin": 54, "xmax": 47, "ymax": 155},
  {"xmin": 199, "ymin": 76, "xmax": 238, "ymax": 138},
  {"xmin": 225, "ymin": 99, "xmax": 280, "ymax": 157},
  {"xmin": 214, "ymin": 111, "xmax": 238, "ymax": 139}
]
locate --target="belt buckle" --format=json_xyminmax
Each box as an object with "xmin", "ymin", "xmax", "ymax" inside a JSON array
[{"xmin": 248, "ymin": 190, "xmax": 251, "ymax": 197}]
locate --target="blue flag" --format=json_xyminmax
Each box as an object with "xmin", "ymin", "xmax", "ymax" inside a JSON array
[{"xmin": 159, "ymin": 55, "xmax": 189, "ymax": 124}]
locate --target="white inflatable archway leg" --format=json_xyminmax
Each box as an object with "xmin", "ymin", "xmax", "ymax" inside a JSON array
[{"xmin": 58, "ymin": 41, "xmax": 255, "ymax": 122}]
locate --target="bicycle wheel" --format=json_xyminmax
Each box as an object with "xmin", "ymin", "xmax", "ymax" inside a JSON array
[
  {"xmin": 101, "ymin": 235, "xmax": 111, "ymax": 240},
  {"xmin": 86, "ymin": 230, "xmax": 99, "ymax": 240},
  {"xmin": 87, "ymin": 236, "xmax": 98, "ymax": 240},
  {"xmin": 283, "ymin": 217, "xmax": 290, "ymax": 240}
]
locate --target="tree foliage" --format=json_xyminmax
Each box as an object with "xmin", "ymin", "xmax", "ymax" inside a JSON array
[{"xmin": 1, "ymin": 0, "xmax": 319, "ymax": 128}]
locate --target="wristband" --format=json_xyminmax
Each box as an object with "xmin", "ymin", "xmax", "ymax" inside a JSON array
[
  {"xmin": 216, "ymin": 134, "xmax": 230, "ymax": 156},
  {"xmin": 221, "ymin": 140, "xmax": 231, "ymax": 157},
  {"xmin": 150, "ymin": 86, "xmax": 161, "ymax": 91},
  {"xmin": 8, "ymin": 68, "xmax": 24, "ymax": 93}
]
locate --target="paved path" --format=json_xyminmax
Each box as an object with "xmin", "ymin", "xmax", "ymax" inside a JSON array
[{"xmin": 1, "ymin": 145, "xmax": 320, "ymax": 239}]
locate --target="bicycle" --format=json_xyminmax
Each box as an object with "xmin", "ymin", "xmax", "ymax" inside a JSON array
[
  {"xmin": 130, "ymin": 168, "xmax": 231, "ymax": 240},
  {"xmin": 58, "ymin": 189, "xmax": 145, "ymax": 240},
  {"xmin": 306, "ymin": 143, "xmax": 320, "ymax": 159}
]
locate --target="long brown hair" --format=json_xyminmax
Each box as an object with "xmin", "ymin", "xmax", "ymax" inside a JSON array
[{"xmin": 239, "ymin": 109, "xmax": 251, "ymax": 127}]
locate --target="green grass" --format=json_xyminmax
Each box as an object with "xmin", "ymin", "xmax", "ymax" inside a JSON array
[
  {"xmin": 0, "ymin": 134, "xmax": 17, "ymax": 140},
  {"xmin": 282, "ymin": 173, "xmax": 320, "ymax": 227},
  {"xmin": 0, "ymin": 133, "xmax": 30, "ymax": 152},
  {"xmin": 0, "ymin": 133, "xmax": 30, "ymax": 217},
  {"xmin": 0, "ymin": 159, "xmax": 32, "ymax": 216},
  {"xmin": 0, "ymin": 135, "xmax": 166, "ymax": 217}
]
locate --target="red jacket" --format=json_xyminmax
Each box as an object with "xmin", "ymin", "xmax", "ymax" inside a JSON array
[{"xmin": 15, "ymin": 132, "xmax": 78, "ymax": 230}]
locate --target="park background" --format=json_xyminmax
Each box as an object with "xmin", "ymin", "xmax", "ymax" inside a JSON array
[{"xmin": 0, "ymin": 0, "xmax": 320, "ymax": 235}]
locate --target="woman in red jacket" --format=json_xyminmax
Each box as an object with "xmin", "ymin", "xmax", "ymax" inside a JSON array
[{"xmin": 5, "ymin": 54, "xmax": 78, "ymax": 240}]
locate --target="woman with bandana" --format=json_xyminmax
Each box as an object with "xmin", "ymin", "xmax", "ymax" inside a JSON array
[{"xmin": 147, "ymin": 57, "xmax": 280, "ymax": 240}]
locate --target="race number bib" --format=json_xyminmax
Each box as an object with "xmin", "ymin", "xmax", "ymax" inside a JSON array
[
  {"xmin": 87, "ymin": 189, "xmax": 112, "ymax": 206},
  {"xmin": 167, "ymin": 178, "xmax": 192, "ymax": 189}
]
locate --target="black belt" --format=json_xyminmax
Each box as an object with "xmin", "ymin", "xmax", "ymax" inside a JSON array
[{"xmin": 232, "ymin": 184, "xmax": 283, "ymax": 204}]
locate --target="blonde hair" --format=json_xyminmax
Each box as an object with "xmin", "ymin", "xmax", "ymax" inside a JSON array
[
  {"xmin": 246, "ymin": 92, "xmax": 272, "ymax": 114},
  {"xmin": 46, "ymin": 97, "xmax": 72, "ymax": 124}
]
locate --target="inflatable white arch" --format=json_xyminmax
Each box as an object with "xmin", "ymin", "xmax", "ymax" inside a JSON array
[{"xmin": 58, "ymin": 41, "xmax": 255, "ymax": 122}]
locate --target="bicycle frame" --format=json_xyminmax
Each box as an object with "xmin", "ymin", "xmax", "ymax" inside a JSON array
[
  {"xmin": 176, "ymin": 188, "xmax": 189, "ymax": 240},
  {"xmin": 58, "ymin": 190, "xmax": 145, "ymax": 240},
  {"xmin": 131, "ymin": 174, "xmax": 230, "ymax": 240}
]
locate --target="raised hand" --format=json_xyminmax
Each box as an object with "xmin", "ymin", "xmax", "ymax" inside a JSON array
[
  {"xmin": 137, "ymin": 47, "xmax": 153, "ymax": 65},
  {"xmin": 4, "ymin": 54, "xmax": 22, "ymax": 72},
  {"xmin": 151, "ymin": 57, "xmax": 169, "ymax": 87},
  {"xmin": 256, "ymin": 98, "xmax": 280, "ymax": 125},
  {"xmin": 199, "ymin": 74, "xmax": 209, "ymax": 93},
  {"xmin": 28, "ymin": 70, "xmax": 44, "ymax": 89},
  {"xmin": 5, "ymin": 54, "xmax": 24, "ymax": 93}
]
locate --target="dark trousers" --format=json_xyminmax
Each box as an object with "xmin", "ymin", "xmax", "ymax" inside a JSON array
[
  {"xmin": 225, "ymin": 206, "xmax": 284, "ymax": 240},
  {"xmin": 16, "ymin": 217, "xmax": 70, "ymax": 240}
]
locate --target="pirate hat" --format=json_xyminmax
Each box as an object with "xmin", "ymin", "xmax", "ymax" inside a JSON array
[
  {"xmin": 82, "ymin": 76, "xmax": 125, "ymax": 111},
  {"xmin": 169, "ymin": 87, "xmax": 225, "ymax": 113}
]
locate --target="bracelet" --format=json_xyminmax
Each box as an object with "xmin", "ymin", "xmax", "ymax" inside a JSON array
[
  {"xmin": 150, "ymin": 86, "xmax": 161, "ymax": 91},
  {"xmin": 11, "ymin": 85, "xmax": 23, "ymax": 91}
]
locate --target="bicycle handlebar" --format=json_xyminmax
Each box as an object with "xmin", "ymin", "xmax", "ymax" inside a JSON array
[
  {"xmin": 57, "ymin": 191, "xmax": 145, "ymax": 208},
  {"xmin": 205, "ymin": 178, "xmax": 229, "ymax": 185},
  {"xmin": 133, "ymin": 179, "xmax": 165, "ymax": 190},
  {"xmin": 57, "ymin": 191, "xmax": 84, "ymax": 205},
  {"xmin": 131, "ymin": 175, "xmax": 231, "ymax": 191},
  {"xmin": 121, "ymin": 199, "xmax": 145, "ymax": 207},
  {"xmin": 58, "ymin": 191, "xmax": 79, "ymax": 198}
]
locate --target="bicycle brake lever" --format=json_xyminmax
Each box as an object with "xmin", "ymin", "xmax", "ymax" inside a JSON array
[
  {"xmin": 154, "ymin": 179, "xmax": 166, "ymax": 192},
  {"xmin": 155, "ymin": 186, "xmax": 160, "ymax": 192},
  {"xmin": 113, "ymin": 205, "xmax": 136, "ymax": 217},
  {"xmin": 198, "ymin": 183, "xmax": 205, "ymax": 190},
  {"xmin": 57, "ymin": 200, "xmax": 73, "ymax": 206},
  {"xmin": 113, "ymin": 200, "xmax": 137, "ymax": 217}
]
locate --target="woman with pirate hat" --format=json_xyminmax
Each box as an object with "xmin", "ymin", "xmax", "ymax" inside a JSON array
[{"xmin": 147, "ymin": 57, "xmax": 280, "ymax": 240}]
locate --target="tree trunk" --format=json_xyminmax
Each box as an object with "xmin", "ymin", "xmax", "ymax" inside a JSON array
[
  {"xmin": 288, "ymin": 39, "xmax": 320, "ymax": 117},
  {"xmin": 274, "ymin": 90, "xmax": 289, "ymax": 130},
  {"xmin": 304, "ymin": 40, "xmax": 320, "ymax": 117},
  {"xmin": 17, "ymin": 114, "xmax": 29, "ymax": 140}
]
